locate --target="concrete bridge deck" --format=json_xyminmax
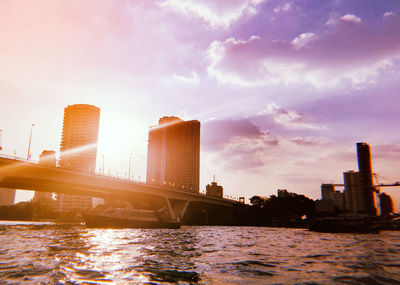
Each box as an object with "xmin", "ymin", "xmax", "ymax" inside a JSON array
[{"xmin": 0, "ymin": 156, "xmax": 237, "ymax": 222}]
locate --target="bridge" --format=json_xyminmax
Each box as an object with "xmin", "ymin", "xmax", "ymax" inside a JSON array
[{"xmin": 0, "ymin": 156, "xmax": 237, "ymax": 224}]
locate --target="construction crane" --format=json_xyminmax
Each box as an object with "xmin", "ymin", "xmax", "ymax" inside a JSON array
[
  {"xmin": 373, "ymin": 173, "xmax": 400, "ymax": 191},
  {"xmin": 373, "ymin": 173, "xmax": 400, "ymax": 214},
  {"xmin": 326, "ymin": 174, "xmax": 400, "ymax": 191}
]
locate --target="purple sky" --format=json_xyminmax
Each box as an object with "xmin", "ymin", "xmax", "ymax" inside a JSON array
[{"xmin": 1, "ymin": 0, "xmax": 400, "ymax": 210}]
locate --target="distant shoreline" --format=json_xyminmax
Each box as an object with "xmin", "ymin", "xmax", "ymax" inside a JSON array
[{"xmin": 0, "ymin": 219, "xmax": 83, "ymax": 225}]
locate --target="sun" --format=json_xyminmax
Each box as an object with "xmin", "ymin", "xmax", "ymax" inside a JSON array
[
  {"xmin": 97, "ymin": 113, "xmax": 136, "ymax": 161},
  {"xmin": 94, "ymin": 111, "xmax": 149, "ymax": 179},
  {"xmin": 97, "ymin": 121, "xmax": 135, "ymax": 155}
]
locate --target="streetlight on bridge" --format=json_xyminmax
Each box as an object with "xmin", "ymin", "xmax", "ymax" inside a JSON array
[
  {"xmin": 101, "ymin": 155, "xmax": 105, "ymax": 175},
  {"xmin": 0, "ymin": 129, "xmax": 3, "ymax": 151},
  {"xmin": 129, "ymin": 152, "xmax": 133, "ymax": 180},
  {"xmin": 27, "ymin": 123, "xmax": 35, "ymax": 161}
]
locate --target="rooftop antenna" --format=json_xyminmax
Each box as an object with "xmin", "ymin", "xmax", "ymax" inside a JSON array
[{"xmin": 213, "ymin": 174, "xmax": 216, "ymax": 183}]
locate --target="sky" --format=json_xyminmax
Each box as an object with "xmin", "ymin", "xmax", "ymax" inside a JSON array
[{"xmin": 0, "ymin": 0, "xmax": 400, "ymax": 211}]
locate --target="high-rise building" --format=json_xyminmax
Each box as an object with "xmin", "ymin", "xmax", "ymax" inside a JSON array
[
  {"xmin": 356, "ymin": 142, "xmax": 377, "ymax": 215},
  {"xmin": 321, "ymin": 184, "xmax": 335, "ymax": 200},
  {"xmin": 343, "ymin": 170, "xmax": 362, "ymax": 213},
  {"xmin": 0, "ymin": 188, "xmax": 15, "ymax": 206},
  {"xmin": 146, "ymin": 116, "xmax": 200, "ymax": 193},
  {"xmin": 33, "ymin": 150, "xmax": 56, "ymax": 202},
  {"xmin": 57, "ymin": 104, "xmax": 100, "ymax": 214},
  {"xmin": 59, "ymin": 104, "xmax": 100, "ymax": 172}
]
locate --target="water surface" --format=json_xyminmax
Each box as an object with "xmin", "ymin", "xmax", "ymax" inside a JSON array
[{"xmin": 0, "ymin": 221, "xmax": 399, "ymax": 284}]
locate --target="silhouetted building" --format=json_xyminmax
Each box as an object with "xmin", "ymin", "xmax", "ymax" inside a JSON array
[
  {"xmin": 57, "ymin": 104, "xmax": 100, "ymax": 214},
  {"xmin": 0, "ymin": 188, "xmax": 15, "ymax": 206},
  {"xmin": 379, "ymin": 193, "xmax": 394, "ymax": 216},
  {"xmin": 38, "ymin": 150, "xmax": 57, "ymax": 166},
  {"xmin": 321, "ymin": 184, "xmax": 335, "ymax": 200},
  {"xmin": 357, "ymin": 142, "xmax": 377, "ymax": 215},
  {"xmin": 320, "ymin": 184, "xmax": 345, "ymax": 212},
  {"xmin": 333, "ymin": 191, "xmax": 345, "ymax": 211},
  {"xmin": 33, "ymin": 150, "xmax": 56, "ymax": 203},
  {"xmin": 315, "ymin": 199, "xmax": 335, "ymax": 214},
  {"xmin": 277, "ymin": 189, "xmax": 296, "ymax": 198},
  {"xmin": 146, "ymin": 116, "xmax": 200, "ymax": 193},
  {"xmin": 343, "ymin": 170, "xmax": 362, "ymax": 213},
  {"xmin": 206, "ymin": 182, "xmax": 223, "ymax": 198}
]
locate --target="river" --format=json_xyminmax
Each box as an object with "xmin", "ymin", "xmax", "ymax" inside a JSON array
[{"xmin": 0, "ymin": 221, "xmax": 399, "ymax": 284}]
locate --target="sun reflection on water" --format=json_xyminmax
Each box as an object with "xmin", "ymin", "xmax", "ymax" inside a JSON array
[{"xmin": 0, "ymin": 223, "xmax": 399, "ymax": 284}]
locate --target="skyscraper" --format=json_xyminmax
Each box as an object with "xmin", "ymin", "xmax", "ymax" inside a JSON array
[
  {"xmin": 57, "ymin": 104, "xmax": 100, "ymax": 214},
  {"xmin": 343, "ymin": 170, "xmax": 362, "ymax": 213},
  {"xmin": 356, "ymin": 142, "xmax": 377, "ymax": 216},
  {"xmin": 59, "ymin": 104, "xmax": 100, "ymax": 172},
  {"xmin": 146, "ymin": 116, "xmax": 200, "ymax": 193}
]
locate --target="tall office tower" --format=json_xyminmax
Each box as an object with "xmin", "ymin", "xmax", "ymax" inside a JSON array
[
  {"xmin": 33, "ymin": 150, "xmax": 57, "ymax": 202},
  {"xmin": 0, "ymin": 188, "xmax": 15, "ymax": 206},
  {"xmin": 343, "ymin": 171, "xmax": 362, "ymax": 213},
  {"xmin": 57, "ymin": 104, "xmax": 100, "ymax": 214},
  {"xmin": 146, "ymin": 116, "xmax": 200, "ymax": 193},
  {"xmin": 357, "ymin": 142, "xmax": 377, "ymax": 215}
]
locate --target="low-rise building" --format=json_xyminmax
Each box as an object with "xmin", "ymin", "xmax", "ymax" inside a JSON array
[{"xmin": 206, "ymin": 182, "xmax": 223, "ymax": 198}]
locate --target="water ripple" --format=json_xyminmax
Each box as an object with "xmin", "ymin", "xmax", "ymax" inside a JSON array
[{"xmin": 0, "ymin": 223, "xmax": 399, "ymax": 284}]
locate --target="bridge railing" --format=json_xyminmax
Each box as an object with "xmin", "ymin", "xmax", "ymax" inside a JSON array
[
  {"xmin": 0, "ymin": 155, "xmax": 242, "ymax": 202},
  {"xmin": 0, "ymin": 154, "xmax": 39, "ymax": 164}
]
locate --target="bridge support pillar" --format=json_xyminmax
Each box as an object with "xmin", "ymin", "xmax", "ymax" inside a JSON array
[{"xmin": 165, "ymin": 198, "xmax": 190, "ymax": 221}]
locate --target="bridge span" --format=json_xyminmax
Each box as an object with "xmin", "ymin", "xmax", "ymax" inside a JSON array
[{"xmin": 0, "ymin": 156, "xmax": 237, "ymax": 223}]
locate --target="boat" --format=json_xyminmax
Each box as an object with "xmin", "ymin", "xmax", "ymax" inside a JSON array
[
  {"xmin": 308, "ymin": 217, "xmax": 380, "ymax": 233},
  {"xmin": 82, "ymin": 207, "xmax": 181, "ymax": 229}
]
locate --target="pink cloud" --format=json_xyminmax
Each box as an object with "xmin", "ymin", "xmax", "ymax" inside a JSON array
[
  {"xmin": 201, "ymin": 111, "xmax": 330, "ymax": 171},
  {"xmin": 291, "ymin": 32, "xmax": 317, "ymax": 49},
  {"xmin": 340, "ymin": 14, "xmax": 362, "ymax": 23},
  {"xmin": 206, "ymin": 12, "xmax": 400, "ymax": 88},
  {"xmin": 259, "ymin": 103, "xmax": 325, "ymax": 130},
  {"xmin": 158, "ymin": 0, "xmax": 267, "ymax": 29},
  {"xmin": 383, "ymin": 11, "xmax": 395, "ymax": 18}
]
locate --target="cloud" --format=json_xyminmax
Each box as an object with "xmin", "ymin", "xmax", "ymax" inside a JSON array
[
  {"xmin": 259, "ymin": 103, "xmax": 325, "ymax": 130},
  {"xmin": 207, "ymin": 36, "xmax": 268, "ymax": 86},
  {"xmin": 201, "ymin": 118, "xmax": 277, "ymax": 170},
  {"xmin": 273, "ymin": 2, "xmax": 292, "ymax": 14},
  {"xmin": 291, "ymin": 32, "xmax": 317, "ymax": 49},
  {"xmin": 383, "ymin": 11, "xmax": 395, "ymax": 18},
  {"xmin": 373, "ymin": 144, "xmax": 400, "ymax": 159},
  {"xmin": 201, "ymin": 110, "xmax": 330, "ymax": 171},
  {"xmin": 340, "ymin": 14, "xmax": 362, "ymax": 24},
  {"xmin": 205, "ymin": 12, "xmax": 400, "ymax": 89},
  {"xmin": 288, "ymin": 136, "xmax": 330, "ymax": 146},
  {"xmin": 202, "ymin": 118, "xmax": 264, "ymax": 151},
  {"xmin": 172, "ymin": 71, "xmax": 199, "ymax": 84},
  {"xmin": 158, "ymin": 0, "xmax": 266, "ymax": 29}
]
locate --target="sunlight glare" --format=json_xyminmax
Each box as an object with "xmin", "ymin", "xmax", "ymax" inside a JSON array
[{"xmin": 97, "ymin": 115, "xmax": 136, "ymax": 157}]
